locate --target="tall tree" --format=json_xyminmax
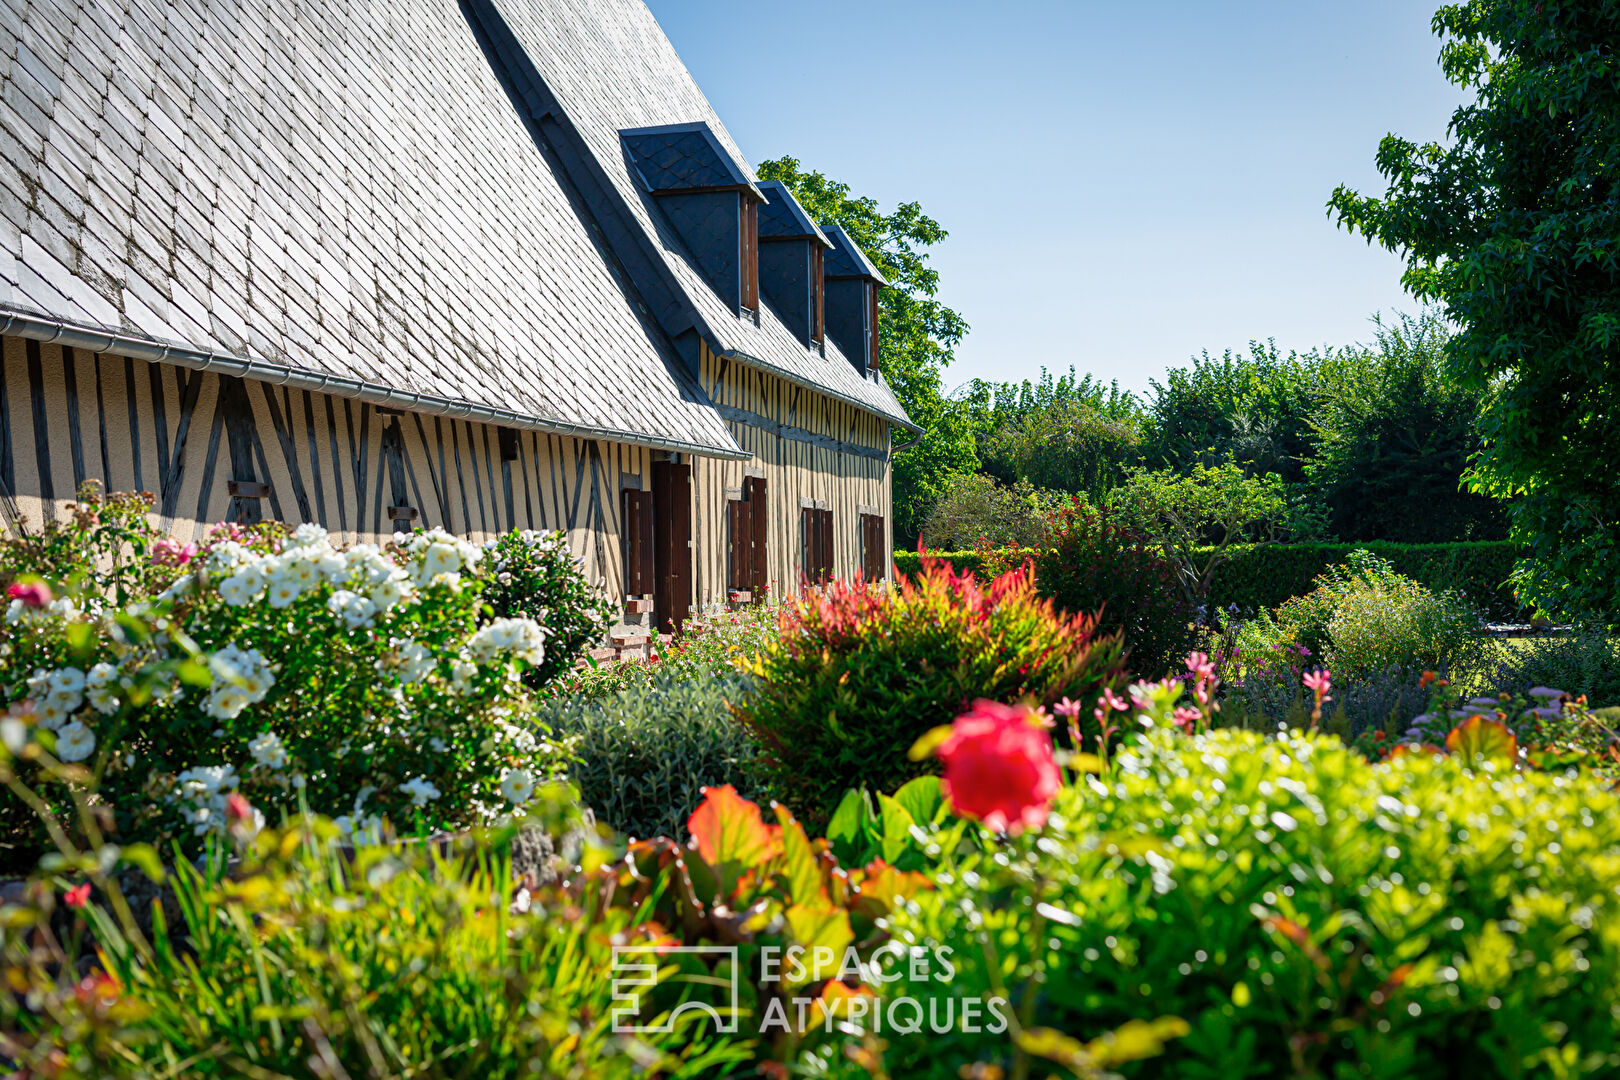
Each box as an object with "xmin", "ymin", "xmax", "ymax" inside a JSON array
[
  {"xmin": 757, "ymin": 157, "xmax": 974, "ymax": 541},
  {"xmin": 1329, "ymin": 1, "xmax": 1620, "ymax": 617}
]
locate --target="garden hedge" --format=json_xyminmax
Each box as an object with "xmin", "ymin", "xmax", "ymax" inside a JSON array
[{"xmin": 894, "ymin": 540, "xmax": 1523, "ymax": 621}]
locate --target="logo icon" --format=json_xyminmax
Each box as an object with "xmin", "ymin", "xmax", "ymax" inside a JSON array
[{"xmin": 610, "ymin": 944, "xmax": 741, "ymax": 1034}]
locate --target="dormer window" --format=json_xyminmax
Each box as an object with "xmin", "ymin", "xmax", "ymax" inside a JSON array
[
  {"xmin": 620, "ymin": 121, "xmax": 766, "ymax": 318},
  {"xmin": 821, "ymin": 224, "xmax": 888, "ymax": 375},
  {"xmin": 755, "ymin": 180, "xmax": 833, "ymax": 348}
]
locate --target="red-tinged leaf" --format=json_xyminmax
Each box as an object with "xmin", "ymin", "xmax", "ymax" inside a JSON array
[
  {"xmin": 1445, "ymin": 715, "xmax": 1518, "ymax": 764},
  {"xmin": 805, "ymin": 979, "xmax": 875, "ymax": 1031},
  {"xmin": 1264, "ymin": 916, "xmax": 1309, "ymax": 947},
  {"xmin": 774, "ymin": 803, "xmax": 828, "ymax": 907},
  {"xmin": 855, "ymin": 858, "xmax": 933, "ymax": 910},
  {"xmin": 1525, "ymin": 744, "xmax": 1589, "ymax": 771},
  {"xmin": 687, "ymin": 785, "xmax": 779, "ymax": 898},
  {"xmin": 783, "ymin": 905, "xmax": 854, "ymax": 987},
  {"xmin": 1388, "ymin": 742, "xmax": 1447, "ymax": 759}
]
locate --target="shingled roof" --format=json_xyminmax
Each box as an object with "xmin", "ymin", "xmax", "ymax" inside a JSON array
[
  {"xmin": 472, "ymin": 0, "xmax": 917, "ymax": 431},
  {"xmin": 0, "ymin": 0, "xmax": 915, "ymax": 456}
]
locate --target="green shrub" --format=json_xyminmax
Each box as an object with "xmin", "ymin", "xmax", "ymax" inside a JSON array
[
  {"xmin": 482, "ymin": 528, "xmax": 614, "ymax": 688},
  {"xmin": 891, "ymin": 548, "xmax": 987, "ymax": 579},
  {"xmin": 1488, "ymin": 627, "xmax": 1620, "ymax": 708},
  {"xmin": 828, "ymin": 727, "xmax": 1620, "ymax": 1079},
  {"xmin": 0, "ymin": 805, "xmax": 741, "ymax": 1078},
  {"xmin": 542, "ymin": 670, "xmax": 768, "ymax": 840},
  {"xmin": 1236, "ymin": 550, "xmax": 1486, "ymax": 681},
  {"xmin": 899, "ymin": 540, "xmax": 1524, "ymax": 621},
  {"xmin": 1207, "ymin": 539, "xmax": 1522, "ymax": 621},
  {"xmin": 549, "ymin": 598, "xmax": 784, "ymax": 700},
  {"xmin": 917, "ymin": 472, "xmax": 1064, "ymax": 550},
  {"xmin": 1034, "ymin": 500, "xmax": 1198, "ymax": 678},
  {"xmin": 0, "ymin": 490, "xmax": 565, "ymax": 869},
  {"xmin": 732, "ymin": 556, "xmax": 1126, "ymax": 827}
]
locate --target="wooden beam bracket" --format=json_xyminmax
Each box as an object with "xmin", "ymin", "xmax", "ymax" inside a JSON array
[
  {"xmin": 227, "ymin": 480, "xmax": 271, "ymax": 499},
  {"xmin": 387, "ymin": 505, "xmax": 419, "ymax": 522}
]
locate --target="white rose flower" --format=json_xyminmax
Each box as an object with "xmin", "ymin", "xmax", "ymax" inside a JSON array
[
  {"xmin": 157, "ymin": 574, "xmax": 196, "ymax": 602},
  {"xmin": 316, "ymin": 551, "xmax": 349, "ymax": 584},
  {"xmin": 288, "ymin": 523, "xmax": 330, "ymax": 549},
  {"xmin": 395, "ymin": 641, "xmax": 435, "ymax": 684},
  {"xmin": 219, "ymin": 570, "xmax": 263, "ymax": 607},
  {"xmin": 266, "ymin": 579, "xmax": 302, "ymax": 609},
  {"xmin": 450, "ymin": 659, "xmax": 478, "ymax": 694},
  {"xmin": 87, "ymin": 687, "xmax": 119, "ymax": 715},
  {"xmin": 48, "ymin": 668, "xmax": 86, "ymax": 697},
  {"xmin": 400, "ymin": 777, "xmax": 442, "ymax": 807},
  {"xmin": 248, "ymin": 731, "xmax": 289, "ymax": 770},
  {"xmin": 87, "ymin": 663, "xmax": 117, "ymax": 689},
  {"xmin": 499, "ymin": 768, "xmax": 535, "ymax": 806},
  {"xmin": 468, "ymin": 618, "xmax": 547, "ymax": 667},
  {"xmin": 54, "ymin": 720, "xmax": 96, "ymax": 763}
]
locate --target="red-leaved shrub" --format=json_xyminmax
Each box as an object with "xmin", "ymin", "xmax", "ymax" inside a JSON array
[{"xmin": 733, "ymin": 556, "xmax": 1125, "ymax": 827}]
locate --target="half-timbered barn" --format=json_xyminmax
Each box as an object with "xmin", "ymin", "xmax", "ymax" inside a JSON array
[{"xmin": 0, "ymin": 0, "xmax": 914, "ymax": 634}]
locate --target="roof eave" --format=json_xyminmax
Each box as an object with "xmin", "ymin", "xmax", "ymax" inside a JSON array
[{"xmin": 0, "ymin": 306, "xmax": 752, "ymax": 461}]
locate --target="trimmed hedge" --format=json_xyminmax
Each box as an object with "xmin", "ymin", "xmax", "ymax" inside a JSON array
[{"xmin": 896, "ymin": 541, "xmax": 1523, "ymax": 621}]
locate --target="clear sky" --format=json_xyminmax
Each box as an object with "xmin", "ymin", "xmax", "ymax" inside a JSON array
[{"xmin": 642, "ymin": 0, "xmax": 1464, "ymax": 396}]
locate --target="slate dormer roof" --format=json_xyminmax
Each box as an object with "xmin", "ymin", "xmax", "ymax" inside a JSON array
[
  {"xmin": 823, "ymin": 224, "xmax": 891, "ymax": 286},
  {"xmin": 622, "ymin": 122, "xmax": 763, "ymax": 198},
  {"xmin": 0, "ymin": 0, "xmax": 744, "ymax": 457},
  {"xmin": 474, "ymin": 0, "xmax": 917, "ymax": 432},
  {"xmin": 757, "ymin": 181, "xmax": 832, "ymax": 246}
]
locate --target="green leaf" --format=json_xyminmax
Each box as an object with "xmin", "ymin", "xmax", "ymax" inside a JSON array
[
  {"xmin": 825, "ymin": 788, "xmax": 870, "ymax": 866},
  {"xmin": 774, "ymin": 803, "xmax": 826, "ymax": 907},
  {"xmin": 892, "ymin": 775, "xmax": 944, "ymax": 826},
  {"xmin": 875, "ymin": 793, "xmax": 917, "ymax": 865}
]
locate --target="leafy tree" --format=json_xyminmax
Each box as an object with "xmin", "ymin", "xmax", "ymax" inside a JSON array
[
  {"xmin": 917, "ymin": 473, "xmax": 1065, "ymax": 551},
  {"xmin": 959, "ymin": 368, "xmax": 1144, "ymax": 500},
  {"xmin": 1107, "ymin": 461, "xmax": 1289, "ymax": 610},
  {"xmin": 1329, "ymin": 0, "xmax": 1620, "ymax": 617},
  {"xmin": 1305, "ymin": 311, "xmax": 1506, "ymax": 543},
  {"xmin": 757, "ymin": 157, "xmax": 974, "ymax": 541},
  {"xmin": 1142, "ymin": 341, "xmax": 1323, "ymax": 483}
]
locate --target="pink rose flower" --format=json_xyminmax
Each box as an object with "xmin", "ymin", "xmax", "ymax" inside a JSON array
[
  {"xmin": 937, "ymin": 700, "xmax": 1061, "ymax": 835},
  {"xmin": 6, "ymin": 582, "xmax": 52, "ymax": 608}
]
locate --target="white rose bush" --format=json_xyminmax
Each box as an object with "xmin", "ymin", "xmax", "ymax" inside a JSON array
[{"xmin": 0, "ymin": 487, "xmax": 573, "ymax": 866}]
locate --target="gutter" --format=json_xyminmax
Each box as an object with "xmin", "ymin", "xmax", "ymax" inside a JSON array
[{"xmin": 0, "ymin": 307, "xmax": 752, "ymax": 461}]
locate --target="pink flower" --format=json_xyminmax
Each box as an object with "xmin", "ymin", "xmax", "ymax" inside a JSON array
[
  {"xmin": 1184, "ymin": 651, "xmax": 1215, "ymax": 683},
  {"xmin": 6, "ymin": 582, "xmax": 52, "ymax": 608},
  {"xmin": 936, "ymin": 700, "xmax": 1061, "ymax": 835},
  {"xmin": 63, "ymin": 883, "xmax": 91, "ymax": 909},
  {"xmin": 151, "ymin": 538, "xmax": 198, "ymax": 567},
  {"xmin": 1172, "ymin": 706, "xmax": 1203, "ymax": 734},
  {"xmin": 1303, "ymin": 669, "xmax": 1332, "ymax": 698},
  {"xmin": 1053, "ymin": 697, "xmax": 1083, "ymax": 720}
]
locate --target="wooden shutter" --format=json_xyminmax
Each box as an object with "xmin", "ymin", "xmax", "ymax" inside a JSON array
[
  {"xmin": 867, "ymin": 282, "xmax": 880, "ymax": 373},
  {"xmin": 860, "ymin": 513, "xmax": 886, "ymax": 582},
  {"xmin": 745, "ymin": 476, "xmax": 768, "ymax": 593},
  {"xmin": 652, "ymin": 460, "xmax": 692, "ymax": 632},
  {"xmin": 741, "ymin": 197, "xmax": 759, "ymax": 312},
  {"xmin": 622, "ymin": 489, "xmax": 653, "ymax": 596},
  {"xmin": 811, "ymin": 507, "xmax": 832, "ymax": 584},
  {"xmin": 810, "ymin": 246, "xmax": 825, "ymax": 344},
  {"xmin": 726, "ymin": 494, "xmax": 750, "ymax": 591}
]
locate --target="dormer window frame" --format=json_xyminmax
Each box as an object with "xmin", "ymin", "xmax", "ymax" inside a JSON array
[{"xmin": 811, "ymin": 244, "xmax": 825, "ymax": 345}]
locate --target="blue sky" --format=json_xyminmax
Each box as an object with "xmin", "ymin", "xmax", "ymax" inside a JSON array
[{"xmin": 642, "ymin": 0, "xmax": 1464, "ymax": 396}]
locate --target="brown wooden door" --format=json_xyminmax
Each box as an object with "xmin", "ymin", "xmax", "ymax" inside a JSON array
[
  {"xmin": 861, "ymin": 513, "xmax": 886, "ymax": 582},
  {"xmin": 652, "ymin": 460, "xmax": 692, "ymax": 632}
]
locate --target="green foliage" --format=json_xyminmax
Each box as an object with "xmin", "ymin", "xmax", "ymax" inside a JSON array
[
  {"xmin": 757, "ymin": 156, "xmax": 974, "ymax": 540},
  {"xmin": 837, "ymin": 727, "xmax": 1620, "ymax": 1079},
  {"xmin": 541, "ymin": 669, "xmax": 768, "ymax": 841},
  {"xmin": 1236, "ymin": 550, "xmax": 1486, "ymax": 680},
  {"xmin": 1142, "ymin": 339, "xmax": 1322, "ymax": 483},
  {"xmin": 481, "ymin": 529, "xmax": 614, "ymax": 687},
  {"xmin": 0, "ymin": 808, "xmax": 741, "ymax": 1078},
  {"xmin": 1035, "ymin": 501, "xmax": 1199, "ymax": 679},
  {"xmin": 1489, "ymin": 626, "xmax": 1620, "ymax": 708},
  {"xmin": 0, "ymin": 504, "xmax": 565, "ymax": 869},
  {"xmin": 1206, "ymin": 540, "xmax": 1522, "ymax": 622},
  {"xmin": 0, "ymin": 484, "xmax": 165, "ymax": 606},
  {"xmin": 962, "ymin": 368, "xmax": 1144, "ymax": 502},
  {"xmin": 918, "ymin": 472, "xmax": 1064, "ymax": 550},
  {"xmin": 1304, "ymin": 312, "xmax": 1505, "ymax": 543},
  {"xmin": 1107, "ymin": 461, "xmax": 1289, "ymax": 606},
  {"xmin": 733, "ymin": 557, "xmax": 1126, "ymax": 827},
  {"xmin": 1329, "ymin": 1, "xmax": 1620, "ymax": 617},
  {"xmin": 549, "ymin": 599, "xmax": 784, "ymax": 699}
]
